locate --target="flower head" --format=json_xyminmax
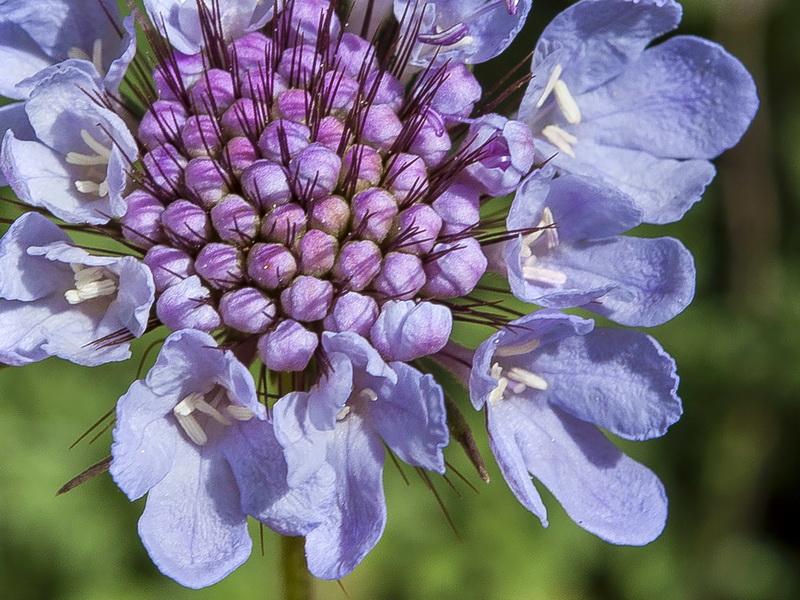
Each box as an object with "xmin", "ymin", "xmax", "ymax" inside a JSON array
[{"xmin": 0, "ymin": 0, "xmax": 758, "ymax": 589}]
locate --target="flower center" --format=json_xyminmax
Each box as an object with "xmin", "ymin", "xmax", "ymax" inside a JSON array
[
  {"xmin": 124, "ymin": 2, "xmax": 492, "ymax": 368},
  {"xmin": 534, "ymin": 64, "xmax": 581, "ymax": 157},
  {"xmin": 488, "ymin": 361, "xmax": 548, "ymax": 403},
  {"xmin": 64, "ymin": 264, "xmax": 118, "ymax": 304},
  {"xmin": 336, "ymin": 387, "xmax": 379, "ymax": 421},
  {"xmin": 173, "ymin": 388, "xmax": 255, "ymax": 446},
  {"xmin": 65, "ymin": 129, "xmax": 112, "ymax": 197},
  {"xmin": 519, "ymin": 207, "xmax": 566, "ymax": 286}
]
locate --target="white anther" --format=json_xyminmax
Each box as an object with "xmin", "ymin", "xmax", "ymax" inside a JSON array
[
  {"xmin": 72, "ymin": 264, "xmax": 104, "ymax": 281},
  {"xmin": 82, "ymin": 128, "xmax": 112, "ymax": 159},
  {"xmin": 535, "ymin": 64, "xmax": 581, "ymax": 124},
  {"xmin": 173, "ymin": 390, "xmax": 242, "ymax": 446},
  {"xmin": 67, "ymin": 130, "xmax": 112, "ymax": 165},
  {"xmin": 536, "ymin": 64, "xmax": 563, "ymax": 108},
  {"xmin": 74, "ymin": 180, "xmax": 109, "ymax": 196},
  {"xmin": 67, "ymin": 129, "xmax": 112, "ymax": 197},
  {"xmin": 67, "ymin": 47, "xmax": 90, "ymax": 61},
  {"xmin": 191, "ymin": 396, "xmax": 232, "ymax": 427},
  {"xmin": 553, "ymin": 79, "xmax": 582, "ymax": 125},
  {"xmin": 490, "ymin": 362, "xmax": 503, "ymax": 379},
  {"xmin": 336, "ymin": 406, "xmax": 351, "ymax": 421},
  {"xmin": 174, "ymin": 393, "xmax": 205, "ymax": 416},
  {"xmin": 541, "ymin": 125, "xmax": 577, "ymax": 158},
  {"xmin": 226, "ymin": 405, "xmax": 256, "ymax": 421},
  {"xmin": 68, "ymin": 40, "xmax": 105, "ymax": 76},
  {"xmin": 520, "ymin": 230, "xmax": 543, "ymax": 258},
  {"xmin": 359, "ymin": 388, "xmax": 378, "ymax": 402},
  {"xmin": 522, "ymin": 257, "xmax": 568, "ymax": 286},
  {"xmin": 488, "ymin": 377, "xmax": 508, "ymax": 404},
  {"xmin": 506, "ymin": 367, "xmax": 549, "ymax": 391},
  {"xmin": 173, "ymin": 393, "xmax": 210, "ymax": 445},
  {"xmin": 488, "ymin": 362, "xmax": 508, "ymax": 404},
  {"xmin": 64, "ymin": 264, "xmax": 117, "ymax": 305},
  {"xmin": 92, "ymin": 39, "xmax": 104, "ymax": 75},
  {"xmin": 494, "ymin": 338, "xmax": 540, "ymax": 358},
  {"xmin": 67, "ymin": 154, "xmax": 109, "ymax": 166},
  {"xmin": 520, "ymin": 206, "xmax": 557, "ymax": 254},
  {"xmin": 519, "ymin": 207, "xmax": 560, "ymax": 281}
]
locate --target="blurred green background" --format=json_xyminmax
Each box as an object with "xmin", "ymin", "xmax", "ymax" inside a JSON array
[{"xmin": 1, "ymin": 0, "xmax": 799, "ymax": 598}]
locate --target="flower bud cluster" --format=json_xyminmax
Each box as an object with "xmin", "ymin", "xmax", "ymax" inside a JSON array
[{"xmin": 123, "ymin": 6, "xmax": 501, "ymax": 370}]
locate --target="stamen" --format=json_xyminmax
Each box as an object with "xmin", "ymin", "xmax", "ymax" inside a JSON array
[
  {"xmin": 191, "ymin": 396, "xmax": 232, "ymax": 426},
  {"xmin": 173, "ymin": 393, "xmax": 210, "ymax": 445},
  {"xmin": 68, "ymin": 47, "xmax": 91, "ymax": 61},
  {"xmin": 535, "ymin": 64, "xmax": 581, "ymax": 124},
  {"xmin": 64, "ymin": 264, "xmax": 118, "ymax": 304},
  {"xmin": 541, "ymin": 124, "xmax": 577, "ymax": 158},
  {"xmin": 336, "ymin": 406, "xmax": 351, "ymax": 421},
  {"xmin": 494, "ymin": 338, "xmax": 540, "ymax": 357},
  {"xmin": 66, "ymin": 129, "xmax": 112, "ymax": 197},
  {"xmin": 553, "ymin": 80, "xmax": 581, "ymax": 125},
  {"xmin": 359, "ymin": 388, "xmax": 378, "ymax": 402},
  {"xmin": 535, "ymin": 64, "xmax": 563, "ymax": 108},
  {"xmin": 488, "ymin": 362, "xmax": 509, "ymax": 404},
  {"xmin": 81, "ymin": 129, "xmax": 112, "ymax": 160},
  {"xmin": 92, "ymin": 39, "xmax": 104, "ymax": 75},
  {"xmin": 519, "ymin": 230, "xmax": 542, "ymax": 258},
  {"xmin": 542, "ymin": 207, "xmax": 559, "ymax": 249},
  {"xmin": 74, "ymin": 180, "xmax": 109, "ymax": 196},
  {"xmin": 173, "ymin": 390, "xmax": 245, "ymax": 445},
  {"xmin": 226, "ymin": 405, "xmax": 256, "ymax": 420},
  {"xmin": 522, "ymin": 257, "xmax": 568, "ymax": 286},
  {"xmin": 520, "ymin": 207, "xmax": 559, "ymax": 259},
  {"xmin": 68, "ymin": 40, "xmax": 105, "ymax": 75},
  {"xmin": 488, "ymin": 377, "xmax": 508, "ymax": 404},
  {"xmin": 506, "ymin": 367, "xmax": 548, "ymax": 391}
]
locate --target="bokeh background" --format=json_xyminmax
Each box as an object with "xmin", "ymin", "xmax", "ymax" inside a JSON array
[{"xmin": 1, "ymin": 0, "xmax": 799, "ymax": 598}]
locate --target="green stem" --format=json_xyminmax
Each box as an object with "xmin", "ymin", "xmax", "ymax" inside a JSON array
[{"xmin": 280, "ymin": 535, "xmax": 312, "ymax": 600}]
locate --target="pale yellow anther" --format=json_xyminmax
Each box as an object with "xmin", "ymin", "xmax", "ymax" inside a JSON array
[
  {"xmin": 488, "ymin": 362, "xmax": 509, "ymax": 404},
  {"xmin": 522, "ymin": 257, "xmax": 568, "ymax": 286},
  {"xmin": 92, "ymin": 39, "xmax": 104, "ymax": 75},
  {"xmin": 536, "ymin": 64, "xmax": 563, "ymax": 108},
  {"xmin": 541, "ymin": 125, "xmax": 577, "ymax": 158},
  {"xmin": 494, "ymin": 338, "xmax": 540, "ymax": 358},
  {"xmin": 64, "ymin": 264, "xmax": 117, "ymax": 305},
  {"xmin": 506, "ymin": 367, "xmax": 549, "ymax": 391},
  {"xmin": 174, "ymin": 393, "xmax": 210, "ymax": 445},
  {"xmin": 226, "ymin": 405, "xmax": 256, "ymax": 421},
  {"xmin": 68, "ymin": 40, "xmax": 105, "ymax": 76},
  {"xmin": 359, "ymin": 388, "xmax": 378, "ymax": 402},
  {"xmin": 67, "ymin": 130, "xmax": 112, "ymax": 197},
  {"xmin": 488, "ymin": 377, "xmax": 509, "ymax": 404},
  {"xmin": 173, "ymin": 390, "xmax": 248, "ymax": 445},
  {"xmin": 553, "ymin": 80, "xmax": 581, "ymax": 125},
  {"xmin": 67, "ymin": 47, "xmax": 91, "ymax": 62}
]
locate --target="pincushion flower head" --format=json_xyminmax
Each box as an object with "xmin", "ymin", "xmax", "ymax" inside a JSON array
[{"xmin": 0, "ymin": 0, "xmax": 757, "ymax": 590}]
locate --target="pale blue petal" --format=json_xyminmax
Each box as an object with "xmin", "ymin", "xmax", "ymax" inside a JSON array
[{"xmin": 304, "ymin": 412, "xmax": 386, "ymax": 580}]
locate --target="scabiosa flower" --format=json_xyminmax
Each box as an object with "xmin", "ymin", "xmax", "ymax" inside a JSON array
[
  {"xmin": 0, "ymin": 0, "xmax": 757, "ymax": 591},
  {"xmin": 518, "ymin": 0, "xmax": 758, "ymax": 223}
]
